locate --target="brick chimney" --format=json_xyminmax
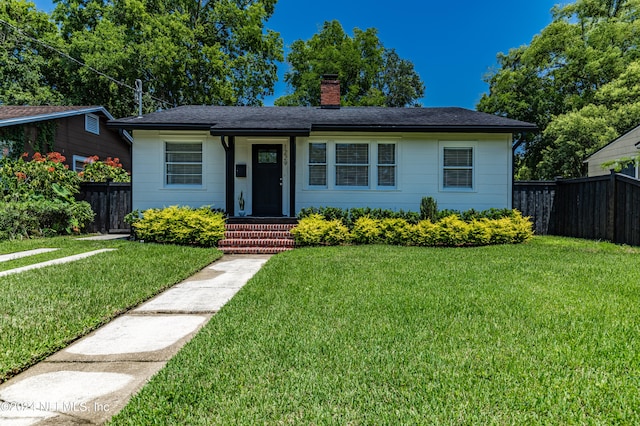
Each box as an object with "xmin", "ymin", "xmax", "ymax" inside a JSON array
[{"xmin": 320, "ymin": 74, "xmax": 340, "ymax": 109}]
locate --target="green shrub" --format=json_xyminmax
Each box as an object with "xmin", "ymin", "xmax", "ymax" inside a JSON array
[
  {"xmin": 298, "ymin": 205, "xmax": 518, "ymax": 226},
  {"xmin": 420, "ymin": 196, "xmax": 438, "ymax": 222},
  {"xmin": 131, "ymin": 206, "xmax": 226, "ymax": 247},
  {"xmin": 432, "ymin": 215, "xmax": 470, "ymax": 247},
  {"xmin": 290, "ymin": 214, "xmax": 351, "ymax": 246},
  {"xmin": 437, "ymin": 207, "xmax": 516, "ymax": 222},
  {"xmin": 379, "ymin": 218, "xmax": 413, "ymax": 245},
  {"xmin": 412, "ymin": 220, "xmax": 438, "ymax": 246},
  {"xmin": 0, "ymin": 200, "xmax": 94, "ymax": 240},
  {"xmin": 324, "ymin": 219, "xmax": 351, "ymax": 245},
  {"xmin": 467, "ymin": 219, "xmax": 493, "ymax": 246},
  {"xmin": 0, "ymin": 152, "xmax": 80, "ymax": 202},
  {"xmin": 489, "ymin": 211, "xmax": 533, "ymax": 244},
  {"xmin": 0, "ymin": 152, "xmax": 96, "ymax": 240},
  {"xmin": 292, "ymin": 210, "xmax": 534, "ymax": 248},
  {"xmin": 351, "ymin": 216, "xmax": 382, "ymax": 244},
  {"xmin": 298, "ymin": 206, "xmax": 420, "ymax": 226}
]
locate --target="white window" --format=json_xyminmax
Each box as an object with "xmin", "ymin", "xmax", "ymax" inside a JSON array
[
  {"xmin": 85, "ymin": 113, "xmax": 100, "ymax": 135},
  {"xmin": 306, "ymin": 141, "xmax": 398, "ymax": 190},
  {"xmin": 620, "ymin": 162, "xmax": 639, "ymax": 180},
  {"xmin": 377, "ymin": 143, "xmax": 396, "ymax": 187},
  {"xmin": 73, "ymin": 155, "xmax": 89, "ymax": 172},
  {"xmin": 336, "ymin": 143, "xmax": 369, "ymax": 187},
  {"xmin": 0, "ymin": 141, "xmax": 11, "ymax": 158},
  {"xmin": 165, "ymin": 142, "xmax": 202, "ymax": 185},
  {"xmin": 442, "ymin": 146, "xmax": 473, "ymax": 190},
  {"xmin": 308, "ymin": 143, "xmax": 327, "ymax": 186}
]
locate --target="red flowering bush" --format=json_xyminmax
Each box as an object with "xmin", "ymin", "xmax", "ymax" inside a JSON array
[
  {"xmin": 78, "ymin": 156, "xmax": 130, "ymax": 182},
  {"xmin": 0, "ymin": 152, "xmax": 94, "ymax": 239},
  {"xmin": 0, "ymin": 152, "xmax": 80, "ymax": 202}
]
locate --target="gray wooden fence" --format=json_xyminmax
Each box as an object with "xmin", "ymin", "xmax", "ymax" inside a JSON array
[
  {"xmin": 514, "ymin": 172, "xmax": 640, "ymax": 246},
  {"xmin": 77, "ymin": 181, "xmax": 131, "ymax": 234}
]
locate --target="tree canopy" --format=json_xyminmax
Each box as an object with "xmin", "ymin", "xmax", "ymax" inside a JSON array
[
  {"xmin": 0, "ymin": 0, "xmax": 65, "ymax": 105},
  {"xmin": 478, "ymin": 0, "xmax": 640, "ymax": 179},
  {"xmin": 1, "ymin": 0, "xmax": 283, "ymax": 117},
  {"xmin": 275, "ymin": 20, "xmax": 425, "ymax": 107}
]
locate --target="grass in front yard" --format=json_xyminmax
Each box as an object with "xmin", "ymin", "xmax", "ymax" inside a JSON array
[
  {"xmin": 0, "ymin": 236, "xmax": 222, "ymax": 382},
  {"xmin": 110, "ymin": 237, "xmax": 640, "ymax": 424}
]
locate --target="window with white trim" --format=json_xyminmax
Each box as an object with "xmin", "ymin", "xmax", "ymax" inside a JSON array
[
  {"xmin": 442, "ymin": 147, "xmax": 473, "ymax": 189},
  {"xmin": 377, "ymin": 143, "xmax": 396, "ymax": 187},
  {"xmin": 85, "ymin": 113, "xmax": 100, "ymax": 135},
  {"xmin": 620, "ymin": 162, "xmax": 638, "ymax": 179},
  {"xmin": 1, "ymin": 141, "xmax": 13, "ymax": 158},
  {"xmin": 308, "ymin": 143, "xmax": 327, "ymax": 186},
  {"xmin": 73, "ymin": 155, "xmax": 89, "ymax": 172},
  {"xmin": 165, "ymin": 142, "xmax": 202, "ymax": 185},
  {"xmin": 336, "ymin": 143, "xmax": 369, "ymax": 187}
]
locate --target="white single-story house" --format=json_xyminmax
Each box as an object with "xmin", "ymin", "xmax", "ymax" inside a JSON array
[
  {"xmin": 585, "ymin": 124, "xmax": 640, "ymax": 179},
  {"xmin": 108, "ymin": 77, "xmax": 536, "ymax": 217}
]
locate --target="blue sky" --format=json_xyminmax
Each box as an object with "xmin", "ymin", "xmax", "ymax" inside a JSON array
[{"xmin": 33, "ymin": 0, "xmax": 561, "ymax": 109}]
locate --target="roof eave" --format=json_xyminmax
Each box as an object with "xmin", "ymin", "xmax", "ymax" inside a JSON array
[
  {"xmin": 0, "ymin": 106, "xmax": 114, "ymax": 127},
  {"xmin": 107, "ymin": 122, "xmax": 213, "ymax": 132},
  {"xmin": 209, "ymin": 128, "xmax": 310, "ymax": 137},
  {"xmin": 310, "ymin": 124, "xmax": 539, "ymax": 133}
]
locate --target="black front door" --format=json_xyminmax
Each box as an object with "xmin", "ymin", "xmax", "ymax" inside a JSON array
[{"xmin": 252, "ymin": 145, "xmax": 282, "ymax": 216}]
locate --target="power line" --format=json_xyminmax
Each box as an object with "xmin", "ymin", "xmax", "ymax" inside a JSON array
[{"xmin": 0, "ymin": 17, "xmax": 171, "ymax": 107}]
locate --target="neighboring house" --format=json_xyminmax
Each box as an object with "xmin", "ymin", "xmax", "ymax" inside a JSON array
[
  {"xmin": 585, "ymin": 124, "xmax": 640, "ymax": 179},
  {"xmin": 108, "ymin": 77, "xmax": 536, "ymax": 217},
  {"xmin": 0, "ymin": 106, "xmax": 132, "ymax": 172}
]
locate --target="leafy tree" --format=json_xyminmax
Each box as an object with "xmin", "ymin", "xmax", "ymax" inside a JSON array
[
  {"xmin": 0, "ymin": 0, "xmax": 65, "ymax": 105},
  {"xmin": 1, "ymin": 0, "xmax": 283, "ymax": 117},
  {"xmin": 478, "ymin": 0, "xmax": 640, "ymax": 179},
  {"xmin": 275, "ymin": 20, "xmax": 424, "ymax": 107},
  {"xmin": 47, "ymin": 0, "xmax": 284, "ymax": 117}
]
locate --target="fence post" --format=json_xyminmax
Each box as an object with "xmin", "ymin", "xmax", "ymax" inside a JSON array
[
  {"xmin": 607, "ymin": 170, "xmax": 616, "ymax": 243},
  {"xmin": 106, "ymin": 178, "xmax": 112, "ymax": 233}
]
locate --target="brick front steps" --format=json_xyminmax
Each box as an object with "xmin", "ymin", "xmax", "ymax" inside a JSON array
[{"xmin": 218, "ymin": 220, "xmax": 297, "ymax": 254}]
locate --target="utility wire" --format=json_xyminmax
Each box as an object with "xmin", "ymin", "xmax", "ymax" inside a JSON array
[{"xmin": 0, "ymin": 17, "xmax": 172, "ymax": 107}]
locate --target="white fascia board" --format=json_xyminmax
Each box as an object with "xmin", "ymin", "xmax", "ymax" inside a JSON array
[{"xmin": 0, "ymin": 107, "xmax": 114, "ymax": 127}]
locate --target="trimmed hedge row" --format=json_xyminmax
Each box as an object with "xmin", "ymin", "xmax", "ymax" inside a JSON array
[
  {"xmin": 291, "ymin": 211, "xmax": 533, "ymax": 247},
  {"xmin": 126, "ymin": 206, "xmax": 226, "ymax": 247},
  {"xmin": 297, "ymin": 205, "xmax": 517, "ymax": 226}
]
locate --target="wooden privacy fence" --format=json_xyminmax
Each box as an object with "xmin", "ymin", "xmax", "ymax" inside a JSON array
[
  {"xmin": 77, "ymin": 181, "xmax": 132, "ymax": 234},
  {"xmin": 514, "ymin": 172, "xmax": 640, "ymax": 246}
]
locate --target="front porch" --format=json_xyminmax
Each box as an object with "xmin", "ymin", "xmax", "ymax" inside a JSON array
[
  {"xmin": 219, "ymin": 135, "xmax": 298, "ymax": 218},
  {"xmin": 218, "ymin": 217, "xmax": 298, "ymax": 254}
]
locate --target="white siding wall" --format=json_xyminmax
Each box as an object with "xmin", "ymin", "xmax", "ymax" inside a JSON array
[
  {"xmin": 295, "ymin": 132, "xmax": 512, "ymax": 213},
  {"xmin": 131, "ymin": 130, "xmax": 513, "ymax": 214},
  {"xmin": 131, "ymin": 130, "xmax": 226, "ymax": 211}
]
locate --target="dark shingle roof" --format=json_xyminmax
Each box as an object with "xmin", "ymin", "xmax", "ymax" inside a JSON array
[
  {"xmin": 107, "ymin": 105, "xmax": 537, "ymax": 135},
  {"xmin": 0, "ymin": 106, "xmax": 114, "ymax": 126}
]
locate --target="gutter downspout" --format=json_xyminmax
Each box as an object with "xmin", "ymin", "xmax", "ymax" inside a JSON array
[{"xmin": 220, "ymin": 135, "xmax": 235, "ymax": 216}]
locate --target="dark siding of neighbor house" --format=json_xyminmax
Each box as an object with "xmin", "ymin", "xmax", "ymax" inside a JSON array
[
  {"xmin": 54, "ymin": 114, "xmax": 132, "ymax": 172},
  {"xmin": 21, "ymin": 114, "xmax": 131, "ymax": 172}
]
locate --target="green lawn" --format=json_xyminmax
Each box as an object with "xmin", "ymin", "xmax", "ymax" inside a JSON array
[
  {"xmin": 109, "ymin": 237, "xmax": 640, "ymax": 424},
  {"xmin": 0, "ymin": 236, "xmax": 222, "ymax": 382}
]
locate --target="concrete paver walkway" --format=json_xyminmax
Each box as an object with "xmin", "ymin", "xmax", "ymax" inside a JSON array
[
  {"xmin": 0, "ymin": 249, "xmax": 59, "ymax": 263},
  {"xmin": 0, "ymin": 249, "xmax": 116, "ymax": 278},
  {"xmin": 0, "ymin": 254, "xmax": 270, "ymax": 425}
]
